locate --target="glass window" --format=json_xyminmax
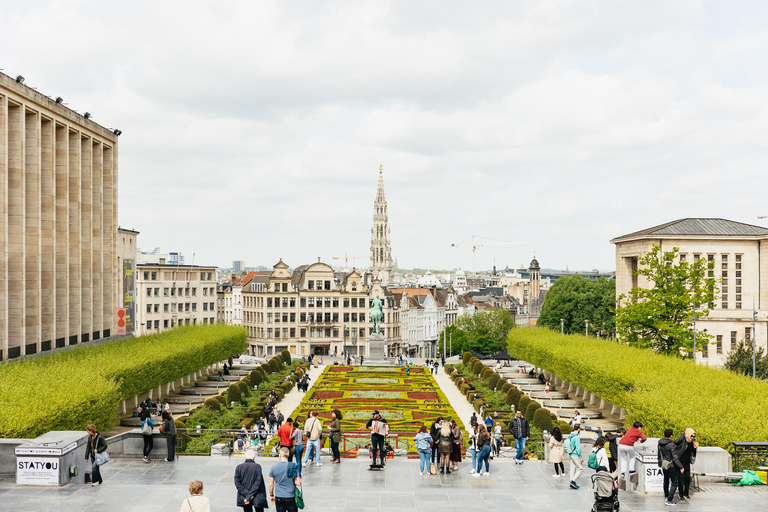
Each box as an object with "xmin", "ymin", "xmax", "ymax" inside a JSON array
[
  {"xmin": 308, "ymin": 281, "xmax": 314, "ymax": 290},
  {"xmin": 146, "ymin": 304, "xmax": 152, "ymax": 313}
]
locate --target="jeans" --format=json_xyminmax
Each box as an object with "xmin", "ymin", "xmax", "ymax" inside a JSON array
[
  {"xmin": 514, "ymin": 437, "xmax": 526, "ymax": 461},
  {"xmin": 331, "ymin": 440, "xmax": 340, "ymax": 461},
  {"xmin": 294, "ymin": 445, "xmax": 304, "ymax": 475},
  {"xmin": 371, "ymin": 434, "xmax": 385, "ymax": 465},
  {"xmin": 142, "ymin": 434, "xmax": 153, "ymax": 458},
  {"xmin": 619, "ymin": 444, "xmax": 637, "ymax": 486},
  {"xmin": 303, "ymin": 439, "xmax": 322, "ymax": 465},
  {"xmin": 418, "ymin": 448, "xmax": 431, "ymax": 472},
  {"xmin": 663, "ymin": 468, "xmax": 679, "ymax": 502},
  {"xmin": 431, "ymin": 445, "xmax": 440, "ymax": 464},
  {"xmin": 166, "ymin": 435, "xmax": 176, "ymax": 461},
  {"xmin": 91, "ymin": 458, "xmax": 103, "ymax": 484},
  {"xmin": 275, "ymin": 496, "xmax": 298, "ymax": 512},
  {"xmin": 468, "ymin": 448, "xmax": 477, "ymax": 469},
  {"xmin": 569, "ymin": 454, "xmax": 584, "ymax": 482},
  {"xmin": 476, "ymin": 444, "xmax": 491, "ymax": 473}
]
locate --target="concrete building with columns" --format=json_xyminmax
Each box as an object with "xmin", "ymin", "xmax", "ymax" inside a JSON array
[
  {"xmin": 0, "ymin": 72, "xmax": 120, "ymax": 360},
  {"xmin": 612, "ymin": 218, "xmax": 768, "ymax": 366}
]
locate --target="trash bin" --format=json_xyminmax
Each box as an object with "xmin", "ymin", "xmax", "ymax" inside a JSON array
[{"xmin": 15, "ymin": 431, "xmax": 90, "ymax": 487}]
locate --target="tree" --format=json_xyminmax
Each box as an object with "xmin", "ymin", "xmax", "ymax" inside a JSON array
[
  {"xmin": 538, "ymin": 275, "xmax": 616, "ymax": 336},
  {"xmin": 615, "ymin": 245, "xmax": 717, "ymax": 357},
  {"xmin": 439, "ymin": 309, "xmax": 514, "ymax": 355},
  {"xmin": 723, "ymin": 341, "xmax": 768, "ymax": 379}
]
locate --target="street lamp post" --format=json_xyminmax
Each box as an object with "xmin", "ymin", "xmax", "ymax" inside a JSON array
[
  {"xmin": 693, "ymin": 302, "xmax": 697, "ymax": 362},
  {"xmin": 753, "ymin": 306, "xmax": 757, "ymax": 380},
  {"xmin": 585, "ymin": 320, "xmax": 589, "ymax": 337},
  {"xmin": 560, "ymin": 318, "xmax": 564, "ymax": 335}
]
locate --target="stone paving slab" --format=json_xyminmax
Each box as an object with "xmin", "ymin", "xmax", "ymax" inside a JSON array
[{"xmin": 0, "ymin": 456, "xmax": 765, "ymax": 512}]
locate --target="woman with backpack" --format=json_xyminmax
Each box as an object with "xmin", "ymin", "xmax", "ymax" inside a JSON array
[
  {"xmin": 549, "ymin": 426, "xmax": 565, "ymax": 478},
  {"xmin": 590, "ymin": 436, "xmax": 609, "ymax": 473},
  {"xmin": 140, "ymin": 408, "xmax": 154, "ymax": 463},
  {"xmin": 473, "ymin": 423, "xmax": 492, "ymax": 477}
]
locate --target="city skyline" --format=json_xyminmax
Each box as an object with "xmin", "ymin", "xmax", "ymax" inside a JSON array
[{"xmin": 3, "ymin": 2, "xmax": 768, "ymax": 271}]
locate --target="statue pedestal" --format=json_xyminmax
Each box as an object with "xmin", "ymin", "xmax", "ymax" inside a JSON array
[{"xmin": 366, "ymin": 334, "xmax": 390, "ymax": 365}]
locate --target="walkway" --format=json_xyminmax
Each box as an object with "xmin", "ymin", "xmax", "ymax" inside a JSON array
[
  {"xmin": 2, "ymin": 456, "xmax": 764, "ymax": 512},
  {"xmin": 274, "ymin": 362, "xmax": 324, "ymax": 420},
  {"xmin": 429, "ymin": 357, "xmax": 477, "ymax": 426}
]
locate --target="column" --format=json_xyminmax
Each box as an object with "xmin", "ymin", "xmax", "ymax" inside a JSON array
[
  {"xmin": 24, "ymin": 108, "xmax": 40, "ymax": 354},
  {"xmin": 68, "ymin": 130, "xmax": 81, "ymax": 344},
  {"xmin": 80, "ymin": 136, "xmax": 92, "ymax": 341},
  {"xmin": 7, "ymin": 103, "xmax": 24, "ymax": 359},
  {"xmin": 102, "ymin": 145, "xmax": 114, "ymax": 337},
  {"xmin": 91, "ymin": 141, "xmax": 102, "ymax": 338},
  {"xmin": 40, "ymin": 116, "xmax": 54, "ymax": 351},
  {"xmin": 54, "ymin": 124, "xmax": 69, "ymax": 347},
  {"xmin": 0, "ymin": 96, "xmax": 6, "ymax": 359}
]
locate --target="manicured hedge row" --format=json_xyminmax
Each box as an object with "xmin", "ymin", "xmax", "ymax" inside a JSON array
[
  {"xmin": 0, "ymin": 324, "xmax": 247, "ymax": 438},
  {"xmin": 507, "ymin": 328, "xmax": 768, "ymax": 449}
]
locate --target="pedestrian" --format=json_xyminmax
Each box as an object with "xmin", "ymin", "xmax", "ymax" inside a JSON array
[
  {"xmin": 549, "ymin": 426, "xmax": 565, "ymax": 478},
  {"xmin": 257, "ymin": 417, "xmax": 268, "ymax": 448},
  {"xmin": 430, "ymin": 417, "xmax": 443, "ymax": 467},
  {"xmin": 441, "ymin": 356, "xmax": 445, "ymax": 367},
  {"xmin": 673, "ymin": 428, "xmax": 698, "ymax": 501},
  {"xmin": 277, "ymin": 416, "xmax": 295, "ymax": 462},
  {"xmin": 301, "ymin": 411, "xmax": 324, "ymax": 467},
  {"xmin": 156, "ymin": 399, "xmax": 163, "ymax": 417},
  {"xmin": 292, "ymin": 420, "xmax": 305, "ymax": 476},
  {"xmin": 618, "ymin": 421, "xmax": 647, "ymax": 488},
  {"xmin": 364, "ymin": 410, "xmax": 389, "ymax": 466},
  {"xmin": 269, "ymin": 447, "xmax": 302, "ymax": 512},
  {"xmin": 509, "ymin": 409, "xmax": 530, "ymax": 464},
  {"xmin": 180, "ymin": 480, "xmax": 211, "ymax": 512},
  {"xmin": 234, "ymin": 449, "xmax": 268, "ymax": 512},
  {"xmin": 360, "ymin": 355, "xmax": 364, "ymax": 366},
  {"xmin": 658, "ymin": 429, "xmax": 684, "ymax": 507},
  {"xmin": 84, "ymin": 424, "xmax": 108, "ymax": 487},
  {"xmin": 565, "ymin": 424, "xmax": 584, "ymax": 489},
  {"xmin": 433, "ymin": 361, "xmax": 439, "ymax": 374},
  {"xmin": 275, "ymin": 409, "xmax": 285, "ymax": 428},
  {"xmin": 450, "ymin": 419, "xmax": 462, "ymax": 471},
  {"xmin": 473, "ymin": 423, "xmax": 492, "ymax": 477},
  {"xmin": 469, "ymin": 412, "xmax": 477, "ymax": 427},
  {"xmin": 605, "ymin": 427, "xmax": 626, "ymax": 473},
  {"xmin": 437, "ymin": 419, "xmax": 454, "ymax": 474},
  {"xmin": 569, "ymin": 410, "xmax": 582, "ymax": 428},
  {"xmin": 591, "ymin": 436, "xmax": 609, "ymax": 472},
  {"xmin": 467, "ymin": 423, "xmax": 479, "ymax": 474},
  {"xmin": 140, "ymin": 408, "xmax": 154, "ymax": 463},
  {"xmin": 414, "ymin": 425, "xmax": 433, "ymax": 475},
  {"xmin": 161, "ymin": 410, "xmax": 177, "ymax": 462},
  {"xmin": 329, "ymin": 409, "xmax": 343, "ymax": 463},
  {"xmin": 493, "ymin": 422, "xmax": 503, "ymax": 457}
]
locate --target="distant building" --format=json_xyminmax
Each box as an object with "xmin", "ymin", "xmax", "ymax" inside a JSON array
[
  {"xmin": 389, "ymin": 287, "xmax": 458, "ymax": 357},
  {"xmin": 217, "ymin": 271, "xmax": 262, "ymax": 325},
  {"xmin": 612, "ymin": 218, "xmax": 768, "ymax": 366},
  {"xmin": 117, "ymin": 228, "xmax": 140, "ymax": 336},
  {"xmin": 233, "ymin": 260, "xmax": 245, "ymax": 273}
]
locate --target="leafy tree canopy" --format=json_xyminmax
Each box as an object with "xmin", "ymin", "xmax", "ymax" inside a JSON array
[
  {"xmin": 615, "ymin": 245, "xmax": 717, "ymax": 357},
  {"xmin": 439, "ymin": 308, "xmax": 514, "ymax": 356},
  {"xmin": 538, "ymin": 275, "xmax": 615, "ymax": 336},
  {"xmin": 723, "ymin": 340, "xmax": 768, "ymax": 380}
]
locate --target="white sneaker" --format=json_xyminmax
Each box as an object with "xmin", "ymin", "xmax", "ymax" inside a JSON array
[
  {"xmin": 482, "ymin": 472, "xmax": 490, "ymax": 476},
  {"xmin": 469, "ymin": 469, "xmax": 476, "ymax": 474},
  {"xmin": 472, "ymin": 473, "xmax": 481, "ymax": 478},
  {"xmin": 553, "ymin": 474, "xmax": 560, "ymax": 478},
  {"xmin": 315, "ymin": 462, "xmax": 323, "ymax": 466},
  {"xmin": 302, "ymin": 462, "xmax": 307, "ymax": 467},
  {"xmin": 420, "ymin": 471, "xmax": 424, "ymax": 475}
]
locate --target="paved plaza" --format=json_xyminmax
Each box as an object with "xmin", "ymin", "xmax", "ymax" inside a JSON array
[{"xmin": 1, "ymin": 456, "xmax": 766, "ymax": 512}]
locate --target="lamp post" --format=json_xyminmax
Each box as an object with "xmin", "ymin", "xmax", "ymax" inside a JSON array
[
  {"xmin": 693, "ymin": 301, "xmax": 697, "ymax": 362},
  {"xmin": 585, "ymin": 320, "xmax": 589, "ymax": 337},
  {"xmin": 560, "ymin": 318, "xmax": 564, "ymax": 335},
  {"xmin": 753, "ymin": 306, "xmax": 757, "ymax": 380}
]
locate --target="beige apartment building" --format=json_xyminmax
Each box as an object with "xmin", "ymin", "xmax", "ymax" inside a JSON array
[
  {"xmin": 0, "ymin": 72, "xmax": 120, "ymax": 360},
  {"xmin": 612, "ymin": 218, "xmax": 768, "ymax": 366},
  {"xmin": 135, "ymin": 264, "xmax": 218, "ymax": 336}
]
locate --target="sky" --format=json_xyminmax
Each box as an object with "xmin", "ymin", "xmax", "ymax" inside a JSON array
[{"xmin": 3, "ymin": 0, "xmax": 768, "ymax": 272}]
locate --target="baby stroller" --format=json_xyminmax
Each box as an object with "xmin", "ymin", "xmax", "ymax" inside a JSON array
[{"xmin": 591, "ymin": 471, "xmax": 619, "ymax": 512}]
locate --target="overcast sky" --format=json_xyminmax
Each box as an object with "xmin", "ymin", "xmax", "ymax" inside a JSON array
[{"xmin": 3, "ymin": 1, "xmax": 768, "ymax": 272}]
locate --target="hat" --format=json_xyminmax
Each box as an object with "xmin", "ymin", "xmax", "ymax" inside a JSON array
[{"xmin": 372, "ymin": 410, "xmax": 380, "ymax": 415}]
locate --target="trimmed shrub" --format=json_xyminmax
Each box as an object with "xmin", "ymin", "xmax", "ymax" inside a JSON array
[
  {"xmin": 445, "ymin": 364, "xmax": 455, "ymax": 374},
  {"xmin": 506, "ymin": 387, "xmax": 521, "ymax": 407},
  {"xmin": 487, "ymin": 373, "xmax": 501, "ymax": 389},
  {"xmin": 533, "ymin": 407, "xmax": 553, "ymax": 431},
  {"xmin": 517, "ymin": 395, "xmax": 532, "ymax": 416},
  {"xmin": 463, "ymin": 351, "xmax": 472, "ymax": 365},
  {"xmin": 500, "ymin": 382, "xmax": 513, "ymax": 393},
  {"xmin": 249, "ymin": 370, "xmax": 263, "ymax": 387},
  {"xmin": 215, "ymin": 394, "xmax": 227, "ymax": 405},
  {"xmin": 472, "ymin": 360, "xmax": 485, "ymax": 375},
  {"xmin": 281, "ymin": 350, "xmax": 292, "ymax": 365},
  {"xmin": 227, "ymin": 383, "xmax": 242, "ymax": 404},
  {"xmin": 525, "ymin": 401, "xmax": 541, "ymax": 421},
  {"xmin": 557, "ymin": 421, "xmax": 573, "ymax": 435},
  {"xmin": 238, "ymin": 381, "xmax": 250, "ymax": 397},
  {"xmin": 204, "ymin": 398, "xmax": 221, "ymax": 412},
  {"xmin": 508, "ymin": 327, "xmax": 768, "ymax": 449}
]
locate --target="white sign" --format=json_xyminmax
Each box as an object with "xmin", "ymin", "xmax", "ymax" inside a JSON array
[
  {"xmin": 15, "ymin": 442, "xmax": 77, "ymax": 456},
  {"xmin": 644, "ymin": 466, "xmax": 664, "ymax": 493},
  {"xmin": 16, "ymin": 458, "xmax": 60, "ymax": 486}
]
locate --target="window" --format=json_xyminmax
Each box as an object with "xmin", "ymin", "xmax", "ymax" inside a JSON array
[
  {"xmin": 324, "ymin": 280, "xmax": 331, "ymax": 290},
  {"xmin": 731, "ymin": 331, "xmax": 737, "ymax": 351},
  {"xmin": 308, "ymin": 297, "xmax": 315, "ymax": 307},
  {"xmin": 143, "ymin": 271, "xmax": 149, "ymax": 280},
  {"xmin": 201, "ymin": 272, "xmax": 206, "ymax": 280},
  {"xmin": 164, "ymin": 304, "xmax": 169, "ymax": 312},
  {"xmin": 324, "ymin": 298, "xmax": 331, "ymax": 308},
  {"xmin": 203, "ymin": 303, "xmax": 208, "ymax": 311},
  {"xmin": 352, "ymin": 313, "xmax": 358, "ymax": 322},
  {"xmin": 693, "ymin": 254, "xmax": 700, "ymax": 261},
  {"xmin": 722, "ymin": 271, "xmax": 728, "ymax": 279},
  {"xmin": 151, "ymin": 271, "xmax": 157, "ymax": 280},
  {"xmin": 207, "ymin": 272, "xmax": 212, "ymax": 280},
  {"xmin": 146, "ymin": 288, "xmax": 152, "ymax": 297},
  {"xmin": 300, "ymin": 298, "xmax": 306, "ymax": 307},
  {"xmin": 192, "ymin": 288, "xmax": 197, "ymax": 296},
  {"xmin": 316, "ymin": 280, "xmax": 322, "ymax": 290},
  {"xmin": 736, "ymin": 254, "xmax": 742, "ymax": 270},
  {"xmin": 308, "ymin": 281, "xmax": 314, "ymax": 290},
  {"xmin": 185, "ymin": 303, "xmax": 190, "ymax": 312},
  {"xmin": 344, "ymin": 298, "xmax": 350, "ymax": 307},
  {"xmin": 344, "ymin": 313, "xmax": 350, "ymax": 322},
  {"xmin": 192, "ymin": 303, "xmax": 197, "ymax": 312},
  {"xmin": 154, "ymin": 320, "xmax": 159, "ymax": 329},
  {"xmin": 300, "ymin": 313, "xmax": 306, "ymax": 322},
  {"xmin": 716, "ymin": 335, "xmax": 723, "ymax": 354},
  {"xmin": 267, "ymin": 313, "xmax": 273, "ymax": 323},
  {"xmin": 325, "ymin": 328, "xmax": 331, "ymax": 337},
  {"xmin": 210, "ymin": 302, "xmax": 214, "ymax": 310},
  {"xmin": 171, "ymin": 303, "xmax": 177, "ymax": 312},
  {"xmin": 352, "ymin": 298, "xmax": 357, "ymax": 307},
  {"xmin": 154, "ymin": 304, "xmax": 159, "ymax": 313},
  {"xmin": 701, "ymin": 344, "xmax": 708, "ymax": 358},
  {"xmin": 185, "ymin": 288, "xmax": 190, "ymax": 296},
  {"xmin": 324, "ymin": 313, "xmax": 331, "ymax": 322},
  {"xmin": 267, "ymin": 328, "xmax": 272, "ymax": 337},
  {"xmin": 333, "ymin": 298, "xmax": 339, "ymax": 307},
  {"xmin": 164, "ymin": 287, "xmax": 169, "ymax": 296},
  {"xmin": 274, "ymin": 283, "xmax": 280, "ymax": 292},
  {"xmin": 164, "ymin": 320, "xmax": 168, "ymax": 328},
  {"xmin": 282, "ymin": 298, "xmax": 288, "ymax": 307},
  {"xmin": 290, "ymin": 313, "xmax": 296, "ymax": 322},
  {"xmin": 333, "ymin": 328, "xmax": 339, "ymax": 337},
  {"xmin": 267, "ymin": 298, "xmax": 272, "ymax": 307},
  {"xmin": 300, "ymin": 328, "xmax": 306, "ymax": 337},
  {"xmin": 679, "ymin": 254, "xmax": 686, "ymax": 263},
  {"xmin": 282, "ymin": 283, "xmax": 288, "ymax": 292},
  {"xmin": 146, "ymin": 304, "xmax": 152, "ymax": 313},
  {"xmin": 282, "ymin": 314, "xmax": 289, "ymax": 323},
  {"xmin": 171, "ymin": 287, "xmax": 176, "ymax": 297},
  {"xmin": 290, "ymin": 328, "xmax": 296, "ymax": 338},
  {"xmin": 746, "ymin": 327, "xmax": 751, "ymax": 343},
  {"xmin": 290, "ymin": 298, "xmax": 296, "ymax": 307},
  {"xmin": 154, "ymin": 288, "xmax": 159, "ymax": 297},
  {"xmin": 203, "ymin": 288, "xmax": 208, "ymax": 296},
  {"xmin": 352, "ymin": 283, "xmax": 357, "ymax": 291}
]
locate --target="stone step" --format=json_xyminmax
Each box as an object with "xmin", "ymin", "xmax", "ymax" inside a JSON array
[
  {"xmin": 530, "ymin": 391, "xmax": 568, "ymax": 400},
  {"xmin": 518, "ymin": 384, "xmax": 546, "ymax": 392},
  {"xmin": 195, "ymin": 381, "xmax": 230, "ymax": 388},
  {"xmin": 208, "ymin": 375, "xmax": 241, "ymax": 382},
  {"xmin": 170, "ymin": 396, "xmax": 206, "ymax": 404},
  {"xmin": 539, "ymin": 399, "xmax": 585, "ymax": 409},
  {"xmin": 555, "ymin": 409, "xmax": 603, "ymax": 420},
  {"xmin": 180, "ymin": 387, "xmax": 219, "ymax": 396}
]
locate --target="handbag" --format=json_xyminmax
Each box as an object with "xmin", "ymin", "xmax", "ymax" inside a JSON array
[
  {"xmin": 95, "ymin": 450, "xmax": 110, "ymax": 466},
  {"xmin": 141, "ymin": 420, "xmax": 152, "ymax": 435},
  {"xmin": 661, "ymin": 459, "xmax": 671, "ymax": 470},
  {"xmin": 430, "ymin": 462, "xmax": 437, "ymax": 475},
  {"xmin": 295, "ymin": 485, "xmax": 305, "ymax": 510}
]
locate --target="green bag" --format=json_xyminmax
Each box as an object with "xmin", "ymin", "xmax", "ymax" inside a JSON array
[
  {"xmin": 295, "ymin": 485, "xmax": 305, "ymax": 509},
  {"xmin": 587, "ymin": 452, "xmax": 599, "ymax": 470},
  {"xmin": 737, "ymin": 470, "xmax": 764, "ymax": 486}
]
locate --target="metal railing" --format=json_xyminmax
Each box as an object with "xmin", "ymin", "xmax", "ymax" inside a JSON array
[{"xmin": 733, "ymin": 442, "xmax": 768, "ymax": 471}]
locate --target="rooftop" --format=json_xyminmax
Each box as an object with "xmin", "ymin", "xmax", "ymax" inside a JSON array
[{"xmin": 612, "ymin": 218, "xmax": 768, "ymax": 243}]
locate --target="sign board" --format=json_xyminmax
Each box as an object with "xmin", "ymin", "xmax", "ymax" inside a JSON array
[
  {"xmin": 15, "ymin": 441, "xmax": 77, "ymax": 456},
  {"xmin": 116, "ymin": 308, "xmax": 126, "ymax": 335},
  {"xmin": 16, "ymin": 458, "xmax": 60, "ymax": 486},
  {"xmin": 644, "ymin": 465, "xmax": 664, "ymax": 493},
  {"xmin": 123, "ymin": 259, "xmax": 135, "ymax": 332}
]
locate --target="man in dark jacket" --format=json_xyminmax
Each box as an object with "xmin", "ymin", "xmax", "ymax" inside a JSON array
[
  {"xmin": 658, "ymin": 429, "xmax": 684, "ymax": 507},
  {"xmin": 430, "ymin": 417, "xmax": 443, "ymax": 466},
  {"xmin": 605, "ymin": 427, "xmax": 626, "ymax": 473},
  {"xmin": 234, "ymin": 450, "xmax": 268, "ymax": 512},
  {"xmin": 674, "ymin": 428, "xmax": 698, "ymax": 501},
  {"xmin": 509, "ymin": 410, "xmax": 530, "ymax": 464}
]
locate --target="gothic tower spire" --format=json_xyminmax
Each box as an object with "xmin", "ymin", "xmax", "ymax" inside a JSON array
[{"xmin": 370, "ymin": 165, "xmax": 393, "ymax": 285}]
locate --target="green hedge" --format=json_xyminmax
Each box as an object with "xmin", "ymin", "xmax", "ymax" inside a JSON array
[
  {"xmin": 517, "ymin": 395, "xmax": 531, "ymax": 416},
  {"xmin": 508, "ymin": 327, "xmax": 768, "ymax": 449},
  {"xmin": 0, "ymin": 324, "xmax": 247, "ymax": 437},
  {"xmin": 533, "ymin": 407, "xmax": 553, "ymax": 431}
]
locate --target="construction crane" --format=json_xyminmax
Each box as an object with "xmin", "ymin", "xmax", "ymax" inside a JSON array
[
  {"xmin": 332, "ymin": 252, "xmax": 366, "ymax": 271},
  {"xmin": 451, "ymin": 235, "xmax": 521, "ymax": 274}
]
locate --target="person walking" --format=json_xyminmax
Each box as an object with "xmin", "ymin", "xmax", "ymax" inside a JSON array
[
  {"xmin": 292, "ymin": 420, "xmax": 304, "ymax": 476},
  {"xmin": 180, "ymin": 480, "xmax": 211, "ymax": 512},
  {"xmin": 329, "ymin": 409, "xmax": 343, "ymax": 463},
  {"xmin": 509, "ymin": 410, "xmax": 530, "ymax": 464},
  {"xmin": 302, "ymin": 411, "xmax": 324, "ymax": 467},
  {"xmin": 468, "ymin": 423, "xmax": 479, "ymax": 475},
  {"xmin": 493, "ymin": 422, "xmax": 503, "ymax": 457},
  {"xmin": 430, "ymin": 417, "xmax": 443, "ymax": 467},
  {"xmin": 365, "ymin": 410, "xmax": 389, "ymax": 466},
  {"xmin": 161, "ymin": 410, "xmax": 177, "ymax": 462},
  {"xmin": 591, "ymin": 436, "xmax": 609, "ymax": 473},
  {"xmin": 84, "ymin": 424, "xmax": 108, "ymax": 487},
  {"xmin": 565, "ymin": 424, "xmax": 584, "ymax": 489},
  {"xmin": 450, "ymin": 419, "xmax": 462, "ymax": 471},
  {"xmin": 234, "ymin": 449, "xmax": 268, "ymax": 512},
  {"xmin": 658, "ymin": 429, "xmax": 684, "ymax": 507},
  {"xmin": 473, "ymin": 423, "xmax": 492, "ymax": 477},
  {"xmin": 414, "ymin": 425, "xmax": 433, "ymax": 475},
  {"xmin": 673, "ymin": 428, "xmax": 698, "ymax": 501},
  {"xmin": 549, "ymin": 426, "xmax": 565, "ymax": 478},
  {"xmin": 438, "ymin": 420, "xmax": 454, "ymax": 474},
  {"xmin": 269, "ymin": 447, "xmax": 302, "ymax": 512},
  {"xmin": 605, "ymin": 427, "xmax": 626, "ymax": 473},
  {"xmin": 277, "ymin": 416, "xmax": 295, "ymax": 462},
  {"xmin": 619, "ymin": 421, "xmax": 647, "ymax": 489},
  {"xmin": 140, "ymin": 409, "xmax": 154, "ymax": 463}
]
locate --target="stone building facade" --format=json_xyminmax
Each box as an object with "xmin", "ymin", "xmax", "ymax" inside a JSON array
[
  {"xmin": 0, "ymin": 72, "xmax": 119, "ymax": 360},
  {"xmin": 612, "ymin": 218, "xmax": 768, "ymax": 366}
]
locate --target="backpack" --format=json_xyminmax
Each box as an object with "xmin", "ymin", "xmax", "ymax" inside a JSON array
[
  {"xmin": 588, "ymin": 451, "xmax": 599, "ymax": 470},
  {"xmin": 563, "ymin": 436, "xmax": 573, "ymax": 455}
]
